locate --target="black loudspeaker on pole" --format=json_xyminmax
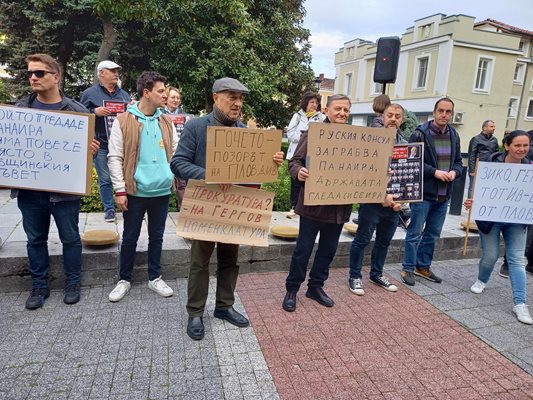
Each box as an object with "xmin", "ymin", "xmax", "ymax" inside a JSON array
[{"xmin": 373, "ymin": 36, "xmax": 401, "ymax": 87}]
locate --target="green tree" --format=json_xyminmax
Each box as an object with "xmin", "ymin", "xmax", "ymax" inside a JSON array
[
  {"xmin": 401, "ymin": 109, "xmax": 419, "ymax": 141},
  {"xmin": 1, "ymin": 0, "xmax": 314, "ymax": 127},
  {"xmin": 149, "ymin": 0, "xmax": 315, "ymax": 127}
]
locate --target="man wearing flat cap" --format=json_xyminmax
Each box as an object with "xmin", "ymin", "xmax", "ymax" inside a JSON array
[
  {"xmin": 171, "ymin": 77, "xmax": 283, "ymax": 340},
  {"xmin": 80, "ymin": 60, "xmax": 131, "ymax": 222}
]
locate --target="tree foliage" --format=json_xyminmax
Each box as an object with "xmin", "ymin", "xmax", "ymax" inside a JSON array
[
  {"xmin": 0, "ymin": 0, "xmax": 314, "ymax": 128},
  {"xmin": 401, "ymin": 109, "xmax": 419, "ymax": 140}
]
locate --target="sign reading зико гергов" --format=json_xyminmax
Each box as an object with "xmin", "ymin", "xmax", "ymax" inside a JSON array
[
  {"xmin": 0, "ymin": 105, "xmax": 95, "ymax": 195},
  {"xmin": 472, "ymin": 161, "xmax": 533, "ymax": 224}
]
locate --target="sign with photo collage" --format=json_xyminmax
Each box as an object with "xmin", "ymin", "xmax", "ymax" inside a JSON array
[
  {"xmin": 167, "ymin": 113, "xmax": 194, "ymax": 140},
  {"xmin": 103, "ymin": 100, "xmax": 128, "ymax": 139},
  {"xmin": 386, "ymin": 142, "xmax": 424, "ymax": 202}
]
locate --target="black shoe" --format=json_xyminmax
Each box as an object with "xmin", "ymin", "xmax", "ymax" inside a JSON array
[
  {"xmin": 25, "ymin": 288, "xmax": 50, "ymax": 310},
  {"xmin": 400, "ymin": 270, "xmax": 415, "ymax": 286},
  {"xmin": 526, "ymin": 263, "xmax": 533, "ymax": 275},
  {"xmin": 213, "ymin": 307, "xmax": 250, "ymax": 327},
  {"xmin": 499, "ymin": 262, "xmax": 509, "ymax": 278},
  {"xmin": 63, "ymin": 283, "xmax": 81, "ymax": 305},
  {"xmin": 282, "ymin": 291, "xmax": 297, "ymax": 312},
  {"xmin": 187, "ymin": 317, "xmax": 205, "ymax": 340},
  {"xmin": 305, "ymin": 287, "xmax": 334, "ymax": 307},
  {"xmin": 370, "ymin": 275, "xmax": 398, "ymax": 292}
]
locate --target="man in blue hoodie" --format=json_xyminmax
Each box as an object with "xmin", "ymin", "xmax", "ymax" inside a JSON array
[{"xmin": 107, "ymin": 71, "xmax": 178, "ymax": 302}]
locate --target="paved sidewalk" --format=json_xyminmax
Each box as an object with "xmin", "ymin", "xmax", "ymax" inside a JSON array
[
  {"xmin": 0, "ymin": 280, "xmax": 277, "ymax": 400},
  {"xmin": 1, "ymin": 259, "xmax": 532, "ymax": 399},
  {"xmin": 238, "ymin": 259, "xmax": 533, "ymax": 399}
]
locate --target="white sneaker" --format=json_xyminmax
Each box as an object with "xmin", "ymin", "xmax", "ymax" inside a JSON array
[
  {"xmin": 148, "ymin": 276, "xmax": 174, "ymax": 297},
  {"xmin": 470, "ymin": 280, "xmax": 486, "ymax": 294},
  {"xmin": 513, "ymin": 303, "xmax": 533, "ymax": 325},
  {"xmin": 109, "ymin": 280, "xmax": 131, "ymax": 302}
]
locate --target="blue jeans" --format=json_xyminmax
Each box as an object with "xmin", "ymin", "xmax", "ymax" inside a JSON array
[
  {"xmin": 478, "ymin": 223, "xmax": 527, "ymax": 305},
  {"xmin": 349, "ymin": 204, "xmax": 399, "ymax": 279},
  {"xmin": 94, "ymin": 148, "xmax": 115, "ymax": 212},
  {"xmin": 285, "ymin": 216, "xmax": 344, "ymax": 292},
  {"xmin": 402, "ymin": 200, "xmax": 448, "ymax": 272},
  {"xmin": 119, "ymin": 195, "xmax": 170, "ymax": 281},
  {"xmin": 17, "ymin": 190, "xmax": 82, "ymax": 289}
]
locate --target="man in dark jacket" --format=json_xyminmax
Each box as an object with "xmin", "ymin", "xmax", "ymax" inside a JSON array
[
  {"xmin": 348, "ymin": 103, "xmax": 406, "ymax": 296},
  {"xmin": 282, "ymin": 94, "xmax": 353, "ymax": 312},
  {"xmin": 14, "ymin": 53, "xmax": 99, "ymax": 309},
  {"xmin": 80, "ymin": 60, "xmax": 131, "ymax": 222},
  {"xmin": 400, "ymin": 97, "xmax": 462, "ymax": 286},
  {"xmin": 467, "ymin": 120, "xmax": 498, "ymax": 197},
  {"xmin": 171, "ymin": 77, "xmax": 283, "ymax": 340}
]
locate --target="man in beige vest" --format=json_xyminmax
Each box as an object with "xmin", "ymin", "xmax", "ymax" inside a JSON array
[{"xmin": 107, "ymin": 71, "xmax": 178, "ymax": 302}]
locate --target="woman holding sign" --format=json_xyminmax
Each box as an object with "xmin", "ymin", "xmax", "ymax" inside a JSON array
[
  {"xmin": 465, "ymin": 130, "xmax": 532, "ymax": 325},
  {"xmin": 285, "ymin": 92, "xmax": 324, "ymax": 218}
]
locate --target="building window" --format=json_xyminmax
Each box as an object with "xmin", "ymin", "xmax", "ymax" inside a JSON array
[
  {"xmin": 371, "ymin": 82, "xmax": 383, "ymax": 95},
  {"xmin": 345, "ymin": 73, "xmax": 352, "ymax": 97},
  {"xmin": 473, "ymin": 56, "xmax": 494, "ymax": 93},
  {"xmin": 414, "ymin": 56, "xmax": 429, "ymax": 90},
  {"xmin": 514, "ymin": 63, "xmax": 525, "ymax": 84},
  {"xmin": 527, "ymin": 98, "xmax": 533, "ymax": 120},
  {"xmin": 508, "ymin": 97, "xmax": 519, "ymax": 118}
]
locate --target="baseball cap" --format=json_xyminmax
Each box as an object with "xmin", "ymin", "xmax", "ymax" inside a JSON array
[
  {"xmin": 212, "ymin": 77, "xmax": 249, "ymax": 94},
  {"xmin": 97, "ymin": 60, "xmax": 121, "ymax": 72}
]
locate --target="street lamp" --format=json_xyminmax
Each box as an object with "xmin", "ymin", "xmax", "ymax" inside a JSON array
[{"xmin": 314, "ymin": 76, "xmax": 321, "ymax": 91}]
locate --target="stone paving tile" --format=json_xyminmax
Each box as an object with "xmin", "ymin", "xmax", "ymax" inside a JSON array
[
  {"xmin": 0, "ymin": 277, "xmax": 276, "ymax": 399},
  {"xmin": 238, "ymin": 261, "xmax": 533, "ymax": 400}
]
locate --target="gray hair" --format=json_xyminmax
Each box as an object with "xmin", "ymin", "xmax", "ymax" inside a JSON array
[
  {"xmin": 482, "ymin": 120, "xmax": 494, "ymax": 129},
  {"xmin": 326, "ymin": 94, "xmax": 351, "ymax": 107}
]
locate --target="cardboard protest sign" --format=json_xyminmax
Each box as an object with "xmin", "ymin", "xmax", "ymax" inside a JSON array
[
  {"xmin": 387, "ymin": 143, "xmax": 424, "ymax": 202},
  {"xmin": 206, "ymin": 126, "xmax": 282, "ymax": 183},
  {"xmin": 0, "ymin": 105, "xmax": 94, "ymax": 195},
  {"xmin": 304, "ymin": 123, "xmax": 396, "ymax": 205},
  {"xmin": 472, "ymin": 161, "xmax": 533, "ymax": 224},
  {"xmin": 103, "ymin": 100, "xmax": 127, "ymax": 139},
  {"xmin": 176, "ymin": 179, "xmax": 274, "ymax": 246}
]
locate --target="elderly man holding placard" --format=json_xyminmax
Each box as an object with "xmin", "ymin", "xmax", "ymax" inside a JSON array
[
  {"xmin": 13, "ymin": 53, "xmax": 99, "ymax": 310},
  {"xmin": 282, "ymin": 94, "xmax": 353, "ymax": 312},
  {"xmin": 171, "ymin": 77, "xmax": 284, "ymax": 340},
  {"xmin": 80, "ymin": 60, "xmax": 131, "ymax": 223}
]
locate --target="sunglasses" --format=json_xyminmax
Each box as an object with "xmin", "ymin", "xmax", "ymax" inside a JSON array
[{"xmin": 26, "ymin": 70, "xmax": 55, "ymax": 79}]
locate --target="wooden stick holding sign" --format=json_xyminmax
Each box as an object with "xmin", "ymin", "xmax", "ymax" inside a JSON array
[
  {"xmin": 176, "ymin": 179, "xmax": 274, "ymax": 247},
  {"xmin": 0, "ymin": 104, "xmax": 95, "ymax": 195},
  {"xmin": 463, "ymin": 159, "xmax": 478, "ymax": 256},
  {"xmin": 304, "ymin": 123, "xmax": 397, "ymax": 205},
  {"xmin": 205, "ymin": 126, "xmax": 282, "ymax": 183}
]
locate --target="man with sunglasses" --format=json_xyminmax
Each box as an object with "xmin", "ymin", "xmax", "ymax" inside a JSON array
[
  {"xmin": 13, "ymin": 53, "xmax": 99, "ymax": 310},
  {"xmin": 80, "ymin": 60, "xmax": 131, "ymax": 223}
]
